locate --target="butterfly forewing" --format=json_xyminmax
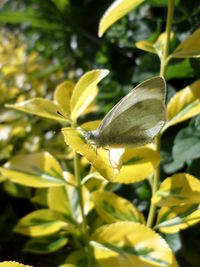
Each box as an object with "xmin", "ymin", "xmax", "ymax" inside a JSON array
[{"xmin": 97, "ymin": 76, "xmax": 166, "ymax": 148}]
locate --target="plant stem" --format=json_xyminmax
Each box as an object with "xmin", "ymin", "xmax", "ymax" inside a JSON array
[
  {"xmin": 74, "ymin": 151, "xmax": 92, "ymax": 266},
  {"xmin": 147, "ymin": 0, "xmax": 175, "ymax": 228}
]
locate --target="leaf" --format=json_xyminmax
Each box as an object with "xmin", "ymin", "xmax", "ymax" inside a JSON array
[
  {"xmin": 0, "ymin": 152, "xmax": 65, "ymax": 188},
  {"xmin": 6, "ymin": 98, "xmax": 70, "ymax": 123},
  {"xmin": 91, "ymin": 222, "xmax": 179, "ymax": 267},
  {"xmin": 92, "ymin": 191, "xmax": 145, "ymax": 224},
  {"xmin": 155, "ymin": 204, "xmax": 200, "ymax": 234},
  {"xmin": 152, "ymin": 173, "xmax": 200, "ymax": 207},
  {"xmin": 163, "ymin": 80, "xmax": 200, "ymax": 132},
  {"xmin": 24, "ymin": 235, "xmax": 68, "ymax": 254},
  {"xmin": 136, "ymin": 32, "xmax": 174, "ymax": 59},
  {"xmin": 62, "ymin": 127, "xmax": 124, "ymax": 181},
  {"xmin": 48, "ymin": 185, "xmax": 77, "ymax": 224},
  {"xmin": 64, "ymin": 250, "xmax": 88, "ymax": 266},
  {"xmin": 14, "ymin": 209, "xmax": 67, "ymax": 237},
  {"xmin": 172, "ymin": 28, "xmax": 200, "ymax": 58},
  {"xmin": 114, "ymin": 147, "xmax": 161, "ymax": 184},
  {"xmin": 0, "ymin": 11, "xmax": 60, "ymax": 30},
  {"xmin": 54, "ymin": 80, "xmax": 75, "ymax": 118},
  {"xmin": 165, "ymin": 59, "xmax": 195, "ymax": 80},
  {"xmin": 70, "ymin": 70, "xmax": 109, "ymax": 121},
  {"xmin": 98, "ymin": 0, "xmax": 144, "ymax": 37},
  {"xmin": 0, "ymin": 262, "xmax": 32, "ymax": 267}
]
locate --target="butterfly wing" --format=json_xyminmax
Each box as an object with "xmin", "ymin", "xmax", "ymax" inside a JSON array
[{"xmin": 97, "ymin": 76, "xmax": 166, "ymax": 147}]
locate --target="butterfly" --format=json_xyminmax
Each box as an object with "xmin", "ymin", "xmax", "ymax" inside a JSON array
[{"xmin": 85, "ymin": 76, "xmax": 166, "ymax": 149}]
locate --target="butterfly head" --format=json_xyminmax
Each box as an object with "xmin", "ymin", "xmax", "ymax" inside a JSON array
[{"xmin": 85, "ymin": 130, "xmax": 101, "ymax": 147}]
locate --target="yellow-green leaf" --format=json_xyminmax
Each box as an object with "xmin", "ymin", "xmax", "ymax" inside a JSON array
[
  {"xmin": 152, "ymin": 173, "xmax": 200, "ymax": 207},
  {"xmin": 62, "ymin": 127, "xmax": 124, "ymax": 181},
  {"xmin": 136, "ymin": 32, "xmax": 174, "ymax": 59},
  {"xmin": 114, "ymin": 146, "xmax": 161, "ymax": 184},
  {"xmin": 0, "ymin": 262, "xmax": 32, "ymax": 267},
  {"xmin": 155, "ymin": 204, "xmax": 200, "ymax": 234},
  {"xmin": 48, "ymin": 185, "xmax": 76, "ymax": 224},
  {"xmin": 98, "ymin": 0, "xmax": 144, "ymax": 37},
  {"xmin": 24, "ymin": 235, "xmax": 68, "ymax": 254},
  {"xmin": 93, "ymin": 191, "xmax": 145, "ymax": 223},
  {"xmin": 54, "ymin": 80, "xmax": 75, "ymax": 118},
  {"xmin": 70, "ymin": 69, "xmax": 109, "ymax": 121},
  {"xmin": 14, "ymin": 209, "xmax": 67, "ymax": 237},
  {"xmin": 6, "ymin": 98, "xmax": 70, "ymax": 122},
  {"xmin": 64, "ymin": 250, "xmax": 87, "ymax": 267},
  {"xmin": 172, "ymin": 28, "xmax": 200, "ymax": 58},
  {"xmin": 91, "ymin": 222, "xmax": 179, "ymax": 267},
  {"xmin": 0, "ymin": 152, "xmax": 65, "ymax": 188},
  {"xmin": 163, "ymin": 80, "xmax": 200, "ymax": 132}
]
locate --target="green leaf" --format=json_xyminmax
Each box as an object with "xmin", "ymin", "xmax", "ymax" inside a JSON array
[
  {"xmin": 152, "ymin": 173, "xmax": 200, "ymax": 207},
  {"xmin": 165, "ymin": 59, "xmax": 195, "ymax": 80},
  {"xmin": 172, "ymin": 28, "xmax": 200, "ymax": 58},
  {"xmin": 6, "ymin": 98, "xmax": 70, "ymax": 123},
  {"xmin": 0, "ymin": 11, "xmax": 60, "ymax": 30},
  {"xmin": 92, "ymin": 191, "xmax": 145, "ymax": 223},
  {"xmin": 54, "ymin": 80, "xmax": 75, "ymax": 118},
  {"xmin": 163, "ymin": 80, "xmax": 200, "ymax": 132},
  {"xmin": 155, "ymin": 204, "xmax": 200, "ymax": 234},
  {"xmin": 70, "ymin": 70, "xmax": 109, "ymax": 121},
  {"xmin": 24, "ymin": 235, "xmax": 68, "ymax": 254},
  {"xmin": 98, "ymin": 0, "xmax": 145, "ymax": 37},
  {"xmin": 14, "ymin": 209, "xmax": 67, "ymax": 237},
  {"xmin": 0, "ymin": 152, "xmax": 65, "ymax": 188},
  {"xmin": 91, "ymin": 222, "xmax": 179, "ymax": 267}
]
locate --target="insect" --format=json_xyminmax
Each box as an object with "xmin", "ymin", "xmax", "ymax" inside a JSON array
[{"xmin": 85, "ymin": 76, "xmax": 166, "ymax": 149}]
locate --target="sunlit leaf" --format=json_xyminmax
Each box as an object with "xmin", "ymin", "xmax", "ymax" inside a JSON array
[
  {"xmin": 152, "ymin": 173, "xmax": 200, "ymax": 207},
  {"xmin": 136, "ymin": 32, "xmax": 174, "ymax": 59},
  {"xmin": 70, "ymin": 69, "xmax": 109, "ymax": 121},
  {"xmin": 114, "ymin": 147, "xmax": 161, "ymax": 184},
  {"xmin": 54, "ymin": 80, "xmax": 75, "ymax": 118},
  {"xmin": 93, "ymin": 191, "xmax": 145, "ymax": 223},
  {"xmin": 155, "ymin": 204, "xmax": 200, "ymax": 234},
  {"xmin": 0, "ymin": 262, "xmax": 32, "ymax": 267},
  {"xmin": 6, "ymin": 98, "xmax": 70, "ymax": 122},
  {"xmin": 48, "ymin": 185, "xmax": 77, "ymax": 224},
  {"xmin": 172, "ymin": 28, "xmax": 200, "ymax": 58},
  {"xmin": 91, "ymin": 222, "xmax": 179, "ymax": 267},
  {"xmin": 62, "ymin": 127, "xmax": 124, "ymax": 181},
  {"xmin": 0, "ymin": 152, "xmax": 65, "ymax": 188},
  {"xmin": 98, "ymin": 0, "xmax": 144, "ymax": 37},
  {"xmin": 64, "ymin": 250, "xmax": 88, "ymax": 267},
  {"xmin": 163, "ymin": 80, "xmax": 200, "ymax": 132},
  {"xmin": 14, "ymin": 209, "xmax": 67, "ymax": 237},
  {"xmin": 24, "ymin": 235, "xmax": 68, "ymax": 254}
]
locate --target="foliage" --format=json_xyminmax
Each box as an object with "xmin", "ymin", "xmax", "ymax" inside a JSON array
[{"xmin": 0, "ymin": 0, "xmax": 200, "ymax": 267}]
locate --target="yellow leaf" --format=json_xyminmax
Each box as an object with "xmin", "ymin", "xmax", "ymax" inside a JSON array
[
  {"xmin": 92, "ymin": 191, "xmax": 145, "ymax": 223},
  {"xmin": 98, "ymin": 0, "xmax": 144, "ymax": 37},
  {"xmin": 172, "ymin": 28, "xmax": 200, "ymax": 58},
  {"xmin": 54, "ymin": 80, "xmax": 75, "ymax": 118},
  {"xmin": 136, "ymin": 32, "xmax": 174, "ymax": 59},
  {"xmin": 62, "ymin": 127, "xmax": 124, "ymax": 181},
  {"xmin": 91, "ymin": 222, "xmax": 179, "ymax": 267},
  {"xmin": 6, "ymin": 98, "xmax": 70, "ymax": 123},
  {"xmin": 163, "ymin": 80, "xmax": 200, "ymax": 132},
  {"xmin": 0, "ymin": 152, "xmax": 65, "ymax": 188},
  {"xmin": 114, "ymin": 147, "xmax": 161, "ymax": 184},
  {"xmin": 81, "ymin": 120, "xmax": 101, "ymax": 131},
  {"xmin": 156, "ymin": 204, "xmax": 200, "ymax": 234},
  {"xmin": 14, "ymin": 209, "xmax": 67, "ymax": 237},
  {"xmin": 0, "ymin": 262, "xmax": 32, "ymax": 267},
  {"xmin": 70, "ymin": 70, "xmax": 109, "ymax": 121},
  {"xmin": 152, "ymin": 173, "xmax": 200, "ymax": 207}
]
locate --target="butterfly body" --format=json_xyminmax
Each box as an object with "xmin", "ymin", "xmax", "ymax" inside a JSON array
[{"xmin": 86, "ymin": 76, "xmax": 166, "ymax": 149}]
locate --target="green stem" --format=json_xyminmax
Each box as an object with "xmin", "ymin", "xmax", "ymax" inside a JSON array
[
  {"xmin": 74, "ymin": 151, "xmax": 92, "ymax": 266},
  {"xmin": 147, "ymin": 0, "xmax": 175, "ymax": 228}
]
